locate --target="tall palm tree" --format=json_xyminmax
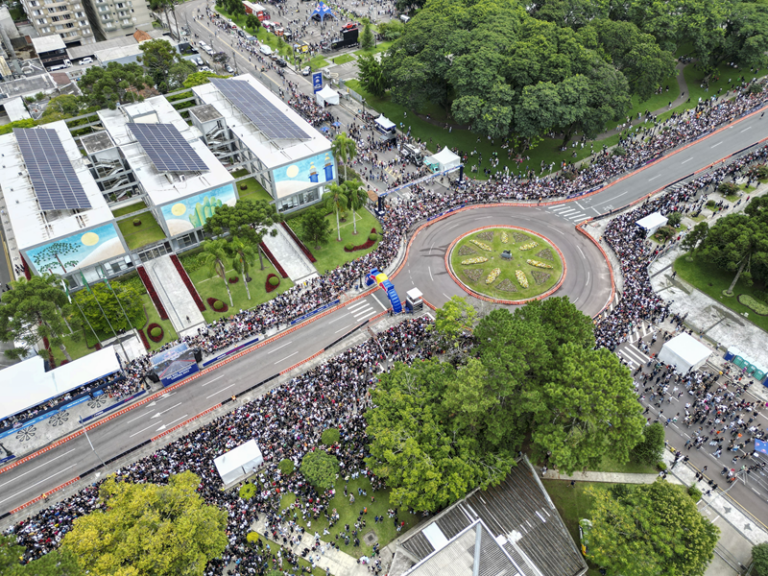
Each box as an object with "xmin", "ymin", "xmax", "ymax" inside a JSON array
[
  {"xmin": 323, "ymin": 185, "xmax": 348, "ymax": 242},
  {"xmin": 343, "ymin": 180, "xmax": 368, "ymax": 235},
  {"xmin": 200, "ymin": 238, "xmax": 233, "ymax": 307},
  {"xmin": 331, "ymin": 132, "xmax": 357, "ymax": 182},
  {"xmin": 228, "ymin": 236, "xmax": 256, "ymax": 301}
]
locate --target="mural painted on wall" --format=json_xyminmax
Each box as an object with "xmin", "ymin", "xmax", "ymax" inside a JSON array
[
  {"xmin": 273, "ymin": 151, "xmax": 335, "ymax": 199},
  {"xmin": 160, "ymin": 184, "xmax": 237, "ymax": 236},
  {"xmin": 26, "ymin": 223, "xmax": 126, "ymax": 275}
]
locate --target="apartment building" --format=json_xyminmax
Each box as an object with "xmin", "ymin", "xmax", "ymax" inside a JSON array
[{"xmin": 20, "ymin": 0, "xmax": 153, "ymax": 46}]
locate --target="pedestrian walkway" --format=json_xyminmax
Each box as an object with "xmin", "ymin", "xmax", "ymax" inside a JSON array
[
  {"xmin": 250, "ymin": 516, "xmax": 372, "ymax": 576},
  {"xmin": 262, "ymin": 224, "xmax": 319, "ymax": 285},
  {"xmin": 541, "ymin": 468, "xmax": 671, "ymax": 485},
  {"xmin": 143, "ymin": 254, "xmax": 206, "ymax": 337}
]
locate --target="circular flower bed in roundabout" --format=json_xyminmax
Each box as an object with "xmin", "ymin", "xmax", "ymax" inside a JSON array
[
  {"xmin": 446, "ymin": 226, "xmax": 566, "ymax": 304},
  {"xmin": 147, "ymin": 323, "xmax": 164, "ymax": 343}
]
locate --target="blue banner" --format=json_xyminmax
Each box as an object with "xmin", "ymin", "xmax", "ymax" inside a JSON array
[
  {"xmin": 756, "ymin": 439, "xmax": 768, "ymax": 455},
  {"xmin": 81, "ymin": 390, "xmax": 147, "ymax": 423},
  {"xmin": 161, "ymin": 362, "xmax": 199, "ymax": 387},
  {"xmin": 290, "ymin": 299, "xmax": 340, "ymax": 326},
  {"xmin": 313, "ymin": 72, "xmax": 323, "ymax": 93},
  {"xmin": 203, "ymin": 335, "xmax": 262, "ymax": 367}
]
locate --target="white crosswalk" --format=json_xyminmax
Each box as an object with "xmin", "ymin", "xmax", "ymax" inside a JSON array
[
  {"xmin": 347, "ymin": 299, "xmax": 376, "ymax": 321},
  {"xmin": 547, "ymin": 205, "xmax": 589, "ymax": 222},
  {"xmin": 617, "ymin": 345, "xmax": 651, "ymax": 368}
]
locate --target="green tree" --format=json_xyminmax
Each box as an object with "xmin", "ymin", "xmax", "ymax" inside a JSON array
[
  {"xmin": 0, "ymin": 274, "xmax": 73, "ymax": 361},
  {"xmin": 321, "ymin": 427, "xmax": 341, "ymax": 446},
  {"xmin": 360, "ymin": 19, "xmax": 375, "ymax": 50},
  {"xmin": 227, "ymin": 236, "xmax": 256, "ymax": 300},
  {"xmin": 138, "ymin": 39, "xmax": 197, "ymax": 93},
  {"xmin": 183, "ymin": 72, "xmax": 228, "ymax": 88},
  {"xmin": 300, "ymin": 450, "xmax": 339, "ymax": 490},
  {"xmin": 200, "ymin": 238, "xmax": 233, "ymax": 306},
  {"xmin": 41, "ymin": 95, "xmax": 81, "ymax": 121},
  {"xmin": 0, "ymin": 534, "xmax": 83, "ymax": 576},
  {"xmin": 203, "ymin": 199, "xmax": 283, "ymax": 270},
  {"xmin": 300, "ymin": 208, "xmax": 332, "ymax": 248},
  {"xmin": 356, "ymin": 54, "xmax": 388, "ymax": 98},
  {"xmin": 681, "ymin": 221, "xmax": 709, "ymax": 258},
  {"xmin": 72, "ymin": 281, "xmax": 144, "ymax": 335},
  {"xmin": 278, "ymin": 458, "xmax": 295, "ymax": 476},
  {"xmin": 377, "ymin": 19, "xmax": 405, "ymax": 40},
  {"xmin": 79, "ymin": 62, "xmax": 149, "ymax": 109},
  {"xmin": 698, "ymin": 212, "xmax": 768, "ymax": 294},
  {"xmin": 630, "ymin": 422, "xmax": 665, "ymax": 465},
  {"xmin": 323, "ymin": 185, "xmax": 348, "ymax": 242},
  {"xmin": 666, "ymin": 211, "xmax": 682, "ymax": 227},
  {"xmin": 245, "ymin": 14, "xmax": 260, "ymax": 30},
  {"xmin": 331, "ymin": 132, "xmax": 357, "ymax": 182},
  {"xmin": 341, "ymin": 179, "xmax": 367, "ymax": 235},
  {"xmin": 62, "ymin": 471, "xmax": 227, "ymax": 576},
  {"xmin": 752, "ymin": 542, "xmax": 768, "ymax": 576},
  {"xmin": 587, "ymin": 480, "xmax": 719, "ymax": 576},
  {"xmin": 433, "ymin": 295, "xmax": 476, "ymax": 349}
]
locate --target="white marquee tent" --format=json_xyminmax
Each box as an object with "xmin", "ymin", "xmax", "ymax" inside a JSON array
[
  {"xmin": 316, "ymin": 85, "xmax": 339, "ymax": 106},
  {"xmin": 657, "ymin": 333, "xmax": 711, "ymax": 374},
  {"xmin": 0, "ymin": 345, "xmax": 122, "ymax": 422},
  {"xmin": 636, "ymin": 212, "xmax": 667, "ymax": 236},
  {"xmin": 214, "ymin": 439, "xmax": 264, "ymax": 485},
  {"xmin": 375, "ymin": 114, "xmax": 395, "ymax": 131},
  {"xmin": 424, "ymin": 147, "xmax": 461, "ymax": 172}
]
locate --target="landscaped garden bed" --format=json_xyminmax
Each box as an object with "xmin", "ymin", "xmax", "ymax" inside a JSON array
[{"xmin": 147, "ymin": 323, "xmax": 164, "ymax": 343}]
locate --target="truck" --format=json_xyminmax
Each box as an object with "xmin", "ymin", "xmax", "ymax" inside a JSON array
[{"xmin": 322, "ymin": 26, "xmax": 359, "ymax": 51}]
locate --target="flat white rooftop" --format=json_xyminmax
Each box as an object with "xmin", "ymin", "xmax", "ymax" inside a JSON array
[
  {"xmin": 0, "ymin": 121, "xmax": 113, "ymax": 252},
  {"xmin": 193, "ymin": 74, "xmax": 331, "ymax": 170},
  {"xmin": 99, "ymin": 97, "xmax": 234, "ymax": 207}
]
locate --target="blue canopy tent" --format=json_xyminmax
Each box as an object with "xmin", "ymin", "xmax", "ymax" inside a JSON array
[{"xmin": 312, "ymin": 2, "xmax": 335, "ymax": 21}]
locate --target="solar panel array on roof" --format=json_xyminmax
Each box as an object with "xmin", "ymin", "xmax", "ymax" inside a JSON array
[
  {"xmin": 210, "ymin": 78, "xmax": 310, "ymax": 140},
  {"xmin": 127, "ymin": 122, "xmax": 208, "ymax": 173},
  {"xmin": 14, "ymin": 128, "xmax": 91, "ymax": 211}
]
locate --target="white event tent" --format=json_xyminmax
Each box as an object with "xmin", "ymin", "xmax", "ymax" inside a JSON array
[
  {"xmin": 657, "ymin": 333, "xmax": 711, "ymax": 374},
  {"xmin": 0, "ymin": 345, "xmax": 122, "ymax": 422},
  {"xmin": 316, "ymin": 85, "xmax": 339, "ymax": 106},
  {"xmin": 214, "ymin": 439, "xmax": 264, "ymax": 485},
  {"xmin": 425, "ymin": 147, "xmax": 461, "ymax": 172},
  {"xmin": 636, "ymin": 212, "xmax": 667, "ymax": 236}
]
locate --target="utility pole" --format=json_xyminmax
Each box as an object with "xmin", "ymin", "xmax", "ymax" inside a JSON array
[
  {"xmin": 79, "ymin": 416, "xmax": 106, "ymax": 469},
  {"xmin": 233, "ymin": 50, "xmax": 238, "ymax": 74}
]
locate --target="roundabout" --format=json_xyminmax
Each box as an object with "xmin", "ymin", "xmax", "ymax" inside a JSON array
[
  {"xmin": 446, "ymin": 225, "xmax": 565, "ymax": 304},
  {"xmin": 393, "ymin": 205, "xmax": 615, "ymax": 317}
]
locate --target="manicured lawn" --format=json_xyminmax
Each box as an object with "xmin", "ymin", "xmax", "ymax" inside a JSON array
[
  {"xmin": 596, "ymin": 455, "xmax": 658, "ymax": 475},
  {"xmin": 332, "ymin": 53, "xmax": 355, "ymax": 65},
  {"xmin": 279, "ymin": 476, "xmax": 421, "ymax": 559},
  {"xmin": 450, "ymin": 228, "xmax": 563, "ymax": 301},
  {"xmin": 306, "ymin": 209, "xmax": 380, "ymax": 275},
  {"xmin": 542, "ymin": 480, "xmax": 615, "ymax": 576},
  {"xmin": 51, "ymin": 331, "xmax": 95, "ymax": 364},
  {"xmin": 182, "ymin": 250, "xmax": 294, "ymax": 324},
  {"xmin": 343, "ymin": 79, "xmax": 620, "ymax": 179},
  {"xmin": 354, "ymin": 41, "xmax": 393, "ymax": 57},
  {"xmin": 674, "ymin": 254, "xmax": 768, "ymax": 333},
  {"xmin": 117, "ymin": 211, "xmax": 166, "ymax": 250},
  {"xmin": 246, "ymin": 533, "xmax": 328, "ymax": 576},
  {"xmin": 309, "ymin": 55, "xmax": 330, "ymax": 70},
  {"xmin": 111, "ymin": 201, "xmax": 146, "ymax": 218},
  {"xmin": 235, "ymin": 176, "xmax": 274, "ymax": 203},
  {"xmin": 142, "ymin": 293, "xmax": 179, "ymax": 350}
]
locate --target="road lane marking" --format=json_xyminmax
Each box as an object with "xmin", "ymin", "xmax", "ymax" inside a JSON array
[
  {"xmin": 429, "ymin": 266, "xmax": 433, "ymax": 281},
  {"xmin": 0, "ymin": 449, "xmax": 77, "ymax": 490},
  {"xmin": 352, "ymin": 307, "xmax": 374, "ymax": 318},
  {"xmin": 206, "ymin": 382, "xmax": 240, "ymax": 399},
  {"xmin": 151, "ymin": 402, "xmax": 182, "ymax": 418},
  {"xmin": 682, "ymin": 157, "xmax": 693, "ymax": 164},
  {"xmin": 371, "ymin": 293, "xmax": 387, "ymax": 310},
  {"xmin": 201, "ymin": 375, "xmax": 225, "ymax": 387},
  {"xmin": 273, "ymin": 351, "xmax": 298, "ymax": 365},
  {"xmin": 266, "ymin": 340, "xmax": 293, "ymax": 354},
  {"xmin": 711, "ymin": 141, "xmax": 722, "ymax": 148},
  {"xmin": 335, "ymin": 324, "xmax": 353, "ymax": 333},
  {"xmin": 157, "ymin": 414, "xmax": 189, "ymax": 430},
  {"xmin": 347, "ymin": 300, "xmax": 369, "ymax": 311},
  {"xmin": 129, "ymin": 422, "xmax": 159, "ymax": 438},
  {"xmin": 741, "ymin": 127, "xmax": 753, "ymax": 133},
  {"xmin": 0, "ymin": 464, "xmax": 78, "ymax": 505}
]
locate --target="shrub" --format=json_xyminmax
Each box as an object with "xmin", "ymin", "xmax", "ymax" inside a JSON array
[
  {"xmin": 706, "ymin": 199, "xmax": 717, "ymax": 208},
  {"xmin": 278, "ymin": 458, "xmax": 295, "ymax": 476},
  {"xmin": 321, "ymin": 427, "xmax": 340, "ymax": 446},
  {"xmin": 266, "ymin": 273, "xmax": 280, "ymax": 293},
  {"xmin": 345, "ymin": 243, "xmax": 355, "ymax": 251},
  {"xmin": 738, "ymin": 294, "xmax": 768, "ymax": 315},
  {"xmin": 631, "ymin": 422, "xmax": 665, "ymax": 465},
  {"xmin": 752, "ymin": 542, "xmax": 768, "ymax": 576},
  {"xmin": 657, "ymin": 461, "xmax": 667, "ymax": 471},
  {"xmin": 246, "ymin": 532, "xmax": 260, "ymax": 546},
  {"xmin": 239, "ymin": 483, "xmax": 257, "ymax": 500},
  {"xmin": 613, "ymin": 146, "xmax": 627, "ymax": 157},
  {"xmin": 269, "ymin": 276, "xmax": 279, "ymax": 286},
  {"xmin": 300, "ymin": 450, "xmax": 339, "ymax": 490},
  {"xmin": 654, "ymin": 226, "xmax": 674, "ymax": 241},
  {"xmin": 132, "ymin": 218, "xmax": 142, "ymax": 227},
  {"xmin": 228, "ymin": 275, "xmax": 239, "ymax": 284},
  {"xmin": 688, "ymin": 484, "xmax": 702, "ymax": 502},
  {"xmin": 368, "ymin": 233, "xmax": 378, "ymax": 242},
  {"xmin": 666, "ymin": 212, "xmax": 682, "ymax": 227},
  {"xmin": 718, "ymin": 181, "xmax": 739, "ymax": 196},
  {"xmin": 213, "ymin": 300, "xmax": 226, "ymax": 311},
  {"xmin": 748, "ymin": 83, "xmax": 764, "ymax": 95}
]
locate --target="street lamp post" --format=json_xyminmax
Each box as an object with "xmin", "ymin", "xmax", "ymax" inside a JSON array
[{"xmin": 79, "ymin": 416, "xmax": 106, "ymax": 469}]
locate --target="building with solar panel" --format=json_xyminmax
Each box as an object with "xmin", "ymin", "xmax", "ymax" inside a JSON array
[{"xmin": 189, "ymin": 75, "xmax": 336, "ymax": 213}]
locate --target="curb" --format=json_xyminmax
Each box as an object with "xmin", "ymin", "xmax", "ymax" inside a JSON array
[
  {"xmin": 9, "ymin": 477, "xmax": 80, "ymax": 514},
  {"xmin": 443, "ymin": 224, "xmax": 567, "ymax": 305},
  {"xmin": 150, "ymin": 404, "xmax": 221, "ymax": 441}
]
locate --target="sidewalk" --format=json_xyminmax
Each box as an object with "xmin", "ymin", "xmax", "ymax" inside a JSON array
[
  {"xmin": 262, "ymin": 224, "xmax": 318, "ymax": 284},
  {"xmin": 541, "ymin": 469, "xmax": 673, "ymax": 485},
  {"xmin": 143, "ymin": 255, "xmax": 206, "ymax": 337}
]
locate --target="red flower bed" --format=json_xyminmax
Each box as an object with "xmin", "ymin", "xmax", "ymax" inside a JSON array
[
  {"xmin": 59, "ymin": 360, "xmax": 69, "ymax": 366},
  {"xmin": 94, "ymin": 343, "xmax": 102, "ymax": 351},
  {"xmin": 228, "ymin": 276, "xmax": 239, "ymax": 284},
  {"xmin": 147, "ymin": 323, "xmax": 164, "ymax": 343},
  {"xmin": 344, "ymin": 228, "xmax": 379, "ymax": 252},
  {"xmin": 281, "ymin": 221, "xmax": 316, "ymax": 263},
  {"xmin": 137, "ymin": 266, "xmax": 169, "ymax": 320},
  {"xmin": 137, "ymin": 328, "xmax": 150, "ymax": 350},
  {"xmin": 207, "ymin": 297, "xmax": 229, "ymax": 313},
  {"xmin": 259, "ymin": 242, "xmax": 288, "ymax": 278},
  {"xmin": 266, "ymin": 273, "xmax": 281, "ymax": 293},
  {"xmin": 170, "ymin": 254, "xmax": 206, "ymax": 312}
]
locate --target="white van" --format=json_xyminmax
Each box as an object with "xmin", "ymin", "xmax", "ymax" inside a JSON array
[
  {"xmin": 259, "ymin": 44, "xmax": 273, "ymax": 56},
  {"xmin": 400, "ymin": 14, "xmax": 410, "ymax": 23}
]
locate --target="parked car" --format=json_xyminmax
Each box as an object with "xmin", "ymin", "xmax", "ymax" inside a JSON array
[
  {"xmin": 79, "ymin": 57, "xmax": 93, "ymax": 65},
  {"xmin": 301, "ymin": 65, "xmax": 311, "ymax": 76},
  {"xmin": 194, "ymin": 56, "xmax": 204, "ymax": 66},
  {"xmin": 275, "ymin": 58, "xmax": 287, "ymax": 67},
  {"xmin": 225, "ymin": 64, "xmax": 235, "ymax": 73},
  {"xmin": 341, "ymin": 22, "xmax": 357, "ymax": 30},
  {"xmin": 259, "ymin": 44, "xmax": 273, "ymax": 56},
  {"xmin": 200, "ymin": 66, "xmax": 213, "ymax": 72}
]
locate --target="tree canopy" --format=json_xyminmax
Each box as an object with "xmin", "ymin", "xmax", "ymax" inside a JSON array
[
  {"xmin": 300, "ymin": 450, "xmax": 339, "ymax": 490},
  {"xmin": 72, "ymin": 281, "xmax": 144, "ymax": 336},
  {"xmin": 139, "ymin": 39, "xmax": 197, "ymax": 94},
  {"xmin": 78, "ymin": 63, "xmax": 150, "ymax": 110},
  {"xmin": 62, "ymin": 471, "xmax": 227, "ymax": 576},
  {"xmin": 587, "ymin": 480, "xmax": 719, "ymax": 576},
  {"xmin": 0, "ymin": 535, "xmax": 82, "ymax": 576}
]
